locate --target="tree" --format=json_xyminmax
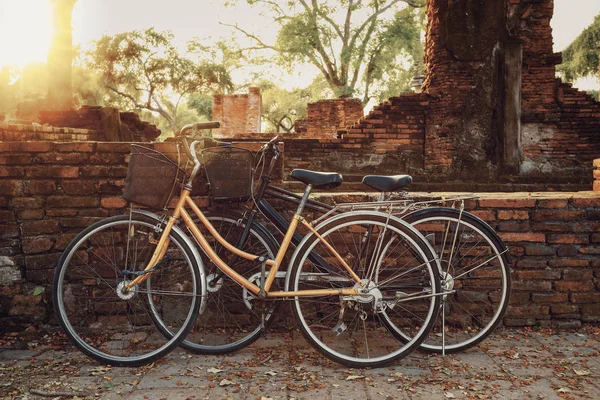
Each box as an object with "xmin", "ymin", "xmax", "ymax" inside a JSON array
[
  {"xmin": 225, "ymin": 0, "xmax": 424, "ymax": 104},
  {"xmin": 558, "ymin": 14, "xmax": 600, "ymax": 83},
  {"xmin": 89, "ymin": 28, "xmax": 233, "ymax": 133}
]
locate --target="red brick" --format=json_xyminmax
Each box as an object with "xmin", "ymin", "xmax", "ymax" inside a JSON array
[
  {"xmin": 478, "ymin": 198, "xmax": 536, "ymax": 208},
  {"xmin": 0, "ymin": 180, "xmax": 25, "ymax": 196},
  {"xmin": 55, "ymin": 142, "xmax": 95, "ymax": 153},
  {"xmin": 0, "ymin": 166, "xmax": 24, "ymax": 177},
  {"xmin": 60, "ymin": 181, "xmax": 98, "ymax": 195},
  {"xmin": 571, "ymin": 293, "xmax": 600, "ymax": 304},
  {"xmin": 11, "ymin": 197, "xmax": 44, "ymax": 209},
  {"xmin": 22, "ymin": 237, "xmax": 54, "ymax": 254},
  {"xmin": 26, "ymin": 166, "xmax": 79, "ymax": 178},
  {"xmin": 531, "ymin": 210, "xmax": 585, "ymax": 222},
  {"xmin": 0, "ymin": 210, "xmax": 15, "ymax": 222},
  {"xmin": 101, "ymin": 197, "xmax": 127, "ymax": 208},
  {"xmin": 470, "ymin": 210, "xmax": 495, "ymax": 221},
  {"xmin": 515, "ymin": 270, "xmax": 561, "ymax": 280},
  {"xmin": 536, "ymin": 198, "xmax": 569, "ymax": 208},
  {"xmin": 96, "ymin": 143, "xmax": 133, "ymax": 153},
  {"xmin": 547, "ymin": 234, "xmax": 589, "ymax": 244},
  {"xmin": 555, "ymin": 281, "xmax": 595, "ymax": 292},
  {"xmin": 59, "ymin": 217, "xmax": 103, "ymax": 228},
  {"xmin": 1, "ymin": 225, "xmax": 20, "ymax": 239},
  {"xmin": 21, "ymin": 220, "xmax": 61, "ymax": 236},
  {"xmin": 498, "ymin": 232, "xmax": 545, "ymax": 242},
  {"xmin": 551, "ymin": 304, "xmax": 579, "ymax": 315},
  {"xmin": 497, "ymin": 210, "xmax": 529, "ymax": 220},
  {"xmin": 581, "ymin": 305, "xmax": 600, "ymax": 317},
  {"xmin": 46, "ymin": 209, "xmax": 77, "ymax": 217},
  {"xmin": 562, "ymin": 269, "xmax": 594, "ymax": 280},
  {"xmin": 0, "ymin": 154, "xmax": 33, "ymax": 165},
  {"xmin": 26, "ymin": 181, "xmax": 57, "ymax": 195},
  {"xmin": 17, "ymin": 209, "xmax": 44, "ymax": 220},
  {"xmin": 512, "ymin": 280, "xmax": 552, "ymax": 292},
  {"xmin": 531, "ymin": 293, "xmax": 568, "ymax": 303},
  {"xmin": 46, "ymin": 196, "xmax": 98, "ymax": 208},
  {"xmin": 37, "ymin": 153, "xmax": 88, "ymax": 164},
  {"xmin": 579, "ymin": 246, "xmax": 600, "ymax": 255},
  {"xmin": 570, "ymin": 197, "xmax": 600, "ymax": 208},
  {"xmin": 0, "ymin": 142, "xmax": 52, "ymax": 152},
  {"xmin": 548, "ymin": 259, "xmax": 589, "ymax": 268}
]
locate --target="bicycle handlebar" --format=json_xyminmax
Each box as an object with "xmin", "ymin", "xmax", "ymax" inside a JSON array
[{"xmin": 178, "ymin": 121, "xmax": 221, "ymax": 137}]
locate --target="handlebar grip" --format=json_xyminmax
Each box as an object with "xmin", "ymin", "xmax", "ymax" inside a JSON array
[
  {"xmin": 193, "ymin": 121, "xmax": 220, "ymax": 130},
  {"xmin": 178, "ymin": 121, "xmax": 220, "ymax": 136}
]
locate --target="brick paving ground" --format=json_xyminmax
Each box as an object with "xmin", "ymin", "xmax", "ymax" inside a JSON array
[{"xmin": 1, "ymin": 326, "xmax": 600, "ymax": 400}]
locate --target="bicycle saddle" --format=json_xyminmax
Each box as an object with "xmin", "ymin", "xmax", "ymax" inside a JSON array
[
  {"xmin": 362, "ymin": 175, "xmax": 412, "ymax": 192},
  {"xmin": 291, "ymin": 169, "xmax": 343, "ymax": 189}
]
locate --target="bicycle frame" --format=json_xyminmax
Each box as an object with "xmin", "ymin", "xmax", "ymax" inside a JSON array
[{"xmin": 125, "ymin": 187, "xmax": 362, "ymax": 299}]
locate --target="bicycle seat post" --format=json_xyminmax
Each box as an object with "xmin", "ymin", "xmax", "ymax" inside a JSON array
[{"xmin": 295, "ymin": 184, "xmax": 313, "ymax": 216}]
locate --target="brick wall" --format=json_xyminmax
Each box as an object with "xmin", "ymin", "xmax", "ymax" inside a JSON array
[
  {"xmin": 1, "ymin": 139, "xmax": 599, "ymax": 328},
  {"xmin": 38, "ymin": 106, "xmax": 161, "ymax": 142},
  {"xmin": 294, "ymin": 97, "xmax": 363, "ymax": 138},
  {"xmin": 0, "ymin": 123, "xmax": 100, "ymax": 142},
  {"xmin": 420, "ymin": 0, "xmax": 600, "ymax": 179},
  {"xmin": 212, "ymin": 87, "xmax": 262, "ymax": 136}
]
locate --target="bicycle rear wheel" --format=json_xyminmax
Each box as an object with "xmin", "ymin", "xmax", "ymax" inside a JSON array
[
  {"xmin": 401, "ymin": 208, "xmax": 511, "ymax": 353},
  {"xmin": 288, "ymin": 212, "xmax": 441, "ymax": 368},
  {"xmin": 182, "ymin": 211, "xmax": 280, "ymax": 354},
  {"xmin": 53, "ymin": 214, "xmax": 202, "ymax": 366}
]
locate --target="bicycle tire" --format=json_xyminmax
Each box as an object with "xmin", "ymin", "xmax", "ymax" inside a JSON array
[
  {"xmin": 182, "ymin": 210, "xmax": 280, "ymax": 354},
  {"xmin": 397, "ymin": 208, "xmax": 511, "ymax": 353},
  {"xmin": 288, "ymin": 211, "xmax": 441, "ymax": 368},
  {"xmin": 53, "ymin": 214, "xmax": 203, "ymax": 366}
]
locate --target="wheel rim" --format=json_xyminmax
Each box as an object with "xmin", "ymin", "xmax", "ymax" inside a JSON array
[
  {"xmin": 292, "ymin": 217, "xmax": 439, "ymax": 365},
  {"xmin": 55, "ymin": 218, "xmax": 198, "ymax": 364}
]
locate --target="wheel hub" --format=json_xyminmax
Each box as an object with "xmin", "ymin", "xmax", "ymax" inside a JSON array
[
  {"xmin": 206, "ymin": 273, "xmax": 224, "ymax": 293},
  {"xmin": 116, "ymin": 281, "xmax": 137, "ymax": 300},
  {"xmin": 343, "ymin": 279, "xmax": 383, "ymax": 307}
]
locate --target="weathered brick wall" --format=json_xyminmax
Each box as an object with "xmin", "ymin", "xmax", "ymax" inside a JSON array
[
  {"xmin": 1, "ymin": 140, "xmax": 599, "ymax": 328},
  {"xmin": 421, "ymin": 0, "xmax": 600, "ymax": 180},
  {"xmin": 294, "ymin": 97, "xmax": 363, "ymax": 138},
  {"xmin": 38, "ymin": 106, "xmax": 161, "ymax": 142},
  {"xmin": 0, "ymin": 123, "xmax": 101, "ymax": 142},
  {"xmin": 212, "ymin": 87, "xmax": 262, "ymax": 136},
  {"xmin": 510, "ymin": 0, "xmax": 600, "ymax": 176}
]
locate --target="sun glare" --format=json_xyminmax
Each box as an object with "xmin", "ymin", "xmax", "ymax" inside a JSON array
[{"xmin": 0, "ymin": 0, "xmax": 53, "ymax": 68}]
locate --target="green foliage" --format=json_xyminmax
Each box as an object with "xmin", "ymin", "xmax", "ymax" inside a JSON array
[
  {"xmin": 89, "ymin": 28, "xmax": 233, "ymax": 133},
  {"xmin": 558, "ymin": 14, "xmax": 600, "ymax": 82},
  {"xmin": 187, "ymin": 93, "xmax": 213, "ymax": 120},
  {"xmin": 228, "ymin": 0, "xmax": 425, "ymax": 104},
  {"xmin": 588, "ymin": 90, "xmax": 599, "ymax": 101}
]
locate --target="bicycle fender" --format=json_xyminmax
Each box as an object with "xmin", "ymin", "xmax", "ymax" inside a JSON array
[{"xmin": 131, "ymin": 209, "xmax": 208, "ymax": 315}]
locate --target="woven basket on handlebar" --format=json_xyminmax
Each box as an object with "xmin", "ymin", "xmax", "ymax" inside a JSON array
[
  {"xmin": 123, "ymin": 145, "xmax": 184, "ymax": 209},
  {"xmin": 201, "ymin": 146, "xmax": 254, "ymax": 202}
]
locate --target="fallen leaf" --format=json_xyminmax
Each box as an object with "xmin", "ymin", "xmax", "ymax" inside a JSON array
[
  {"xmin": 265, "ymin": 370, "xmax": 278, "ymax": 376},
  {"xmin": 219, "ymin": 379, "xmax": 235, "ymax": 386},
  {"xmin": 557, "ymin": 388, "xmax": 571, "ymax": 393},
  {"xmin": 574, "ymin": 369, "xmax": 591, "ymax": 376},
  {"xmin": 345, "ymin": 375, "xmax": 364, "ymax": 381},
  {"xmin": 207, "ymin": 368, "xmax": 223, "ymax": 374},
  {"xmin": 444, "ymin": 392, "xmax": 455, "ymax": 398}
]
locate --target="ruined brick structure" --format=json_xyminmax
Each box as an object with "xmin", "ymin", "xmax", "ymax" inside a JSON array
[
  {"xmin": 423, "ymin": 0, "xmax": 600, "ymax": 180},
  {"xmin": 294, "ymin": 97, "xmax": 363, "ymax": 138},
  {"xmin": 212, "ymin": 87, "xmax": 262, "ymax": 136}
]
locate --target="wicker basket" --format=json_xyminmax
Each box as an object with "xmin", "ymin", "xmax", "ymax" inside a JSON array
[
  {"xmin": 201, "ymin": 146, "xmax": 254, "ymax": 202},
  {"xmin": 123, "ymin": 145, "xmax": 184, "ymax": 209}
]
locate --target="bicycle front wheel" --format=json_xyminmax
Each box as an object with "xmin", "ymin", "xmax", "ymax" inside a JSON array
[
  {"xmin": 53, "ymin": 214, "xmax": 202, "ymax": 366},
  {"xmin": 288, "ymin": 212, "xmax": 441, "ymax": 368},
  {"xmin": 402, "ymin": 208, "xmax": 511, "ymax": 353}
]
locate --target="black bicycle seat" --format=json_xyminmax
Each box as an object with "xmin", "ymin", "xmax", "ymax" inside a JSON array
[
  {"xmin": 290, "ymin": 169, "xmax": 343, "ymax": 189},
  {"xmin": 362, "ymin": 175, "xmax": 412, "ymax": 192}
]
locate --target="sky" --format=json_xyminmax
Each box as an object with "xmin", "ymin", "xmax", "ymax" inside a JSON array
[{"xmin": 0, "ymin": 0, "xmax": 599, "ymax": 89}]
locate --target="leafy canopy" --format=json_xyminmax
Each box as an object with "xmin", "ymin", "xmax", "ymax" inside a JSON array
[
  {"xmin": 225, "ymin": 0, "xmax": 425, "ymax": 104},
  {"xmin": 89, "ymin": 28, "xmax": 233, "ymax": 134},
  {"xmin": 558, "ymin": 14, "xmax": 600, "ymax": 82}
]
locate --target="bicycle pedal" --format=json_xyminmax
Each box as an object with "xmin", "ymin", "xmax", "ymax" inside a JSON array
[{"xmin": 332, "ymin": 321, "xmax": 347, "ymax": 336}]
